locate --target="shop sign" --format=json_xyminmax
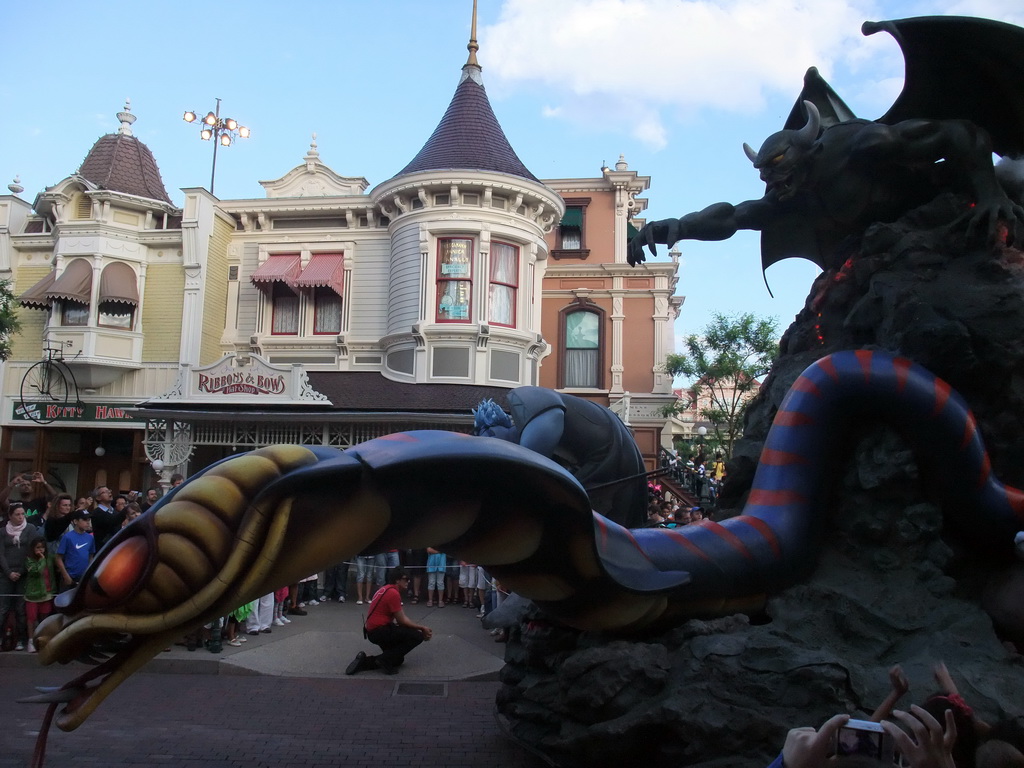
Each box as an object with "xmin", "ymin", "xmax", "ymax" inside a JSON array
[
  {"xmin": 147, "ymin": 353, "xmax": 329, "ymax": 405},
  {"xmin": 12, "ymin": 401, "xmax": 137, "ymax": 423},
  {"xmin": 197, "ymin": 371, "xmax": 287, "ymax": 396}
]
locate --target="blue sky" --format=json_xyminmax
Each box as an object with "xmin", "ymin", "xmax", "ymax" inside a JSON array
[{"xmin": 3, "ymin": 0, "xmax": 1023, "ymax": 356}]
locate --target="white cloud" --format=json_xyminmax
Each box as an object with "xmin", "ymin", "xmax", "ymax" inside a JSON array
[
  {"xmin": 485, "ymin": 0, "xmax": 874, "ymax": 147},
  {"xmin": 484, "ymin": 0, "xmax": 1024, "ymax": 146}
]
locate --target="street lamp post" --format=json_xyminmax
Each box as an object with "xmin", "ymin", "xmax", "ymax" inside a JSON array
[{"xmin": 182, "ymin": 98, "xmax": 250, "ymax": 195}]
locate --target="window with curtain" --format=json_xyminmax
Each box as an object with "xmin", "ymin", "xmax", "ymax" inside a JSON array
[
  {"xmin": 313, "ymin": 287, "xmax": 341, "ymax": 334},
  {"xmin": 98, "ymin": 302, "xmax": 134, "ymax": 329},
  {"xmin": 271, "ymin": 283, "xmax": 300, "ymax": 335},
  {"xmin": 436, "ymin": 237, "xmax": 473, "ymax": 322},
  {"xmin": 559, "ymin": 206, "xmax": 584, "ymax": 250},
  {"xmin": 61, "ymin": 302, "xmax": 89, "ymax": 326},
  {"xmin": 564, "ymin": 310, "xmax": 599, "ymax": 387},
  {"xmin": 488, "ymin": 242, "xmax": 518, "ymax": 327}
]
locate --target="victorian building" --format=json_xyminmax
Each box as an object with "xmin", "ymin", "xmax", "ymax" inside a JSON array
[{"xmin": 0, "ymin": 21, "xmax": 682, "ymax": 497}]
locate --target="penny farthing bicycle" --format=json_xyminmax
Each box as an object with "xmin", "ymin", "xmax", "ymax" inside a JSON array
[{"xmin": 19, "ymin": 344, "xmax": 84, "ymax": 424}]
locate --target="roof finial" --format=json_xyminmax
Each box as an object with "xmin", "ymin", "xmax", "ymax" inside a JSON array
[
  {"xmin": 8, "ymin": 175, "xmax": 24, "ymax": 195},
  {"xmin": 465, "ymin": 0, "xmax": 480, "ymax": 69},
  {"xmin": 117, "ymin": 98, "xmax": 136, "ymax": 136}
]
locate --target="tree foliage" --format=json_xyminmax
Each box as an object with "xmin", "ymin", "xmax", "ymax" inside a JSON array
[
  {"xmin": 0, "ymin": 280, "xmax": 20, "ymax": 361},
  {"xmin": 664, "ymin": 312, "xmax": 779, "ymax": 458}
]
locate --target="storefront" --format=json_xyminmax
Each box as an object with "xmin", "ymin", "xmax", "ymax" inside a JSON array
[{"xmin": 3, "ymin": 399, "xmax": 154, "ymax": 498}]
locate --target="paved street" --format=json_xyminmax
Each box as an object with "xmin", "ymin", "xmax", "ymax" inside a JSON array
[{"xmin": 1, "ymin": 598, "xmax": 547, "ymax": 767}]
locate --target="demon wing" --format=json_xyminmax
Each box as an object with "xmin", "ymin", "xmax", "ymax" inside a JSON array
[{"xmin": 864, "ymin": 16, "xmax": 1024, "ymax": 158}]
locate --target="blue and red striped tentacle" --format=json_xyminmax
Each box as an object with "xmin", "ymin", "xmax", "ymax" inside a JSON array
[{"xmin": 596, "ymin": 350, "xmax": 1024, "ymax": 606}]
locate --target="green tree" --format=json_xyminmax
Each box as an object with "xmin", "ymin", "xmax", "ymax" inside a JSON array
[
  {"xmin": 664, "ymin": 312, "xmax": 779, "ymax": 458},
  {"xmin": 0, "ymin": 280, "xmax": 20, "ymax": 361}
]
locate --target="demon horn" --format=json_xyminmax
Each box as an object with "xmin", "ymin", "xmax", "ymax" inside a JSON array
[{"xmin": 797, "ymin": 100, "xmax": 820, "ymax": 145}]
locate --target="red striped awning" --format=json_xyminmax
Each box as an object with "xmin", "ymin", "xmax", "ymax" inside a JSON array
[
  {"xmin": 19, "ymin": 270, "xmax": 57, "ymax": 309},
  {"xmin": 251, "ymin": 253, "xmax": 301, "ymax": 289},
  {"xmin": 293, "ymin": 253, "xmax": 344, "ymax": 296},
  {"xmin": 45, "ymin": 259, "xmax": 93, "ymax": 304}
]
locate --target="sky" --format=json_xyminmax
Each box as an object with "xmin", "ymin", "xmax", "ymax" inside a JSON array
[{"xmin": 4, "ymin": 0, "xmax": 1024, "ymax": 357}]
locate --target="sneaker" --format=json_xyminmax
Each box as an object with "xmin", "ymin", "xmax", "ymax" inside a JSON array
[
  {"xmin": 27, "ymin": 640, "xmax": 36, "ymax": 653},
  {"xmin": 14, "ymin": 641, "xmax": 24, "ymax": 651},
  {"xmin": 280, "ymin": 615, "xmax": 292, "ymax": 624},
  {"xmin": 476, "ymin": 609, "xmax": 486, "ymax": 618},
  {"xmin": 247, "ymin": 630, "xmax": 260, "ymax": 636},
  {"xmin": 338, "ymin": 596, "xmax": 346, "ymax": 603},
  {"xmin": 298, "ymin": 602, "xmax": 306, "ymax": 608},
  {"xmin": 261, "ymin": 628, "xmax": 272, "ymax": 634},
  {"xmin": 227, "ymin": 638, "xmax": 243, "ymax": 647},
  {"xmin": 345, "ymin": 651, "xmax": 367, "ymax": 676},
  {"xmin": 356, "ymin": 600, "xmax": 364, "ymax": 605},
  {"xmin": 273, "ymin": 618, "xmax": 286, "ymax": 627}
]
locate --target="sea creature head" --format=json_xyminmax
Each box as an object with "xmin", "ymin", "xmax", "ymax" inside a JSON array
[
  {"xmin": 28, "ymin": 444, "xmax": 324, "ymax": 733},
  {"xmin": 473, "ymin": 398, "xmax": 513, "ymax": 438},
  {"xmin": 743, "ymin": 100, "xmax": 821, "ymax": 202}
]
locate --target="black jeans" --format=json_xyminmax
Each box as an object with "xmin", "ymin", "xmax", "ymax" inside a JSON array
[{"xmin": 366, "ymin": 624, "xmax": 424, "ymax": 670}]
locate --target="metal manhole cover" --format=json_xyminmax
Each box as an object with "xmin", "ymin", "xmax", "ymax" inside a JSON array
[{"xmin": 394, "ymin": 682, "xmax": 447, "ymax": 697}]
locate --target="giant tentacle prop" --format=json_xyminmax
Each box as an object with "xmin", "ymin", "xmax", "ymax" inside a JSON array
[{"xmin": 27, "ymin": 350, "xmax": 1024, "ymax": 736}]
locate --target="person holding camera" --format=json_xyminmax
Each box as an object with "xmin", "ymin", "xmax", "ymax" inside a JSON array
[
  {"xmin": 1, "ymin": 471, "xmax": 56, "ymax": 527},
  {"xmin": 767, "ymin": 706, "xmax": 956, "ymax": 768}
]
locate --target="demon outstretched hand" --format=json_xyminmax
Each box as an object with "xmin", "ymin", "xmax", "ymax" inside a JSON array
[{"xmin": 628, "ymin": 16, "xmax": 1024, "ymax": 275}]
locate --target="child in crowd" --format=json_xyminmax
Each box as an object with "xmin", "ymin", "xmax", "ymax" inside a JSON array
[
  {"xmin": 273, "ymin": 586, "xmax": 292, "ymax": 627},
  {"xmin": 23, "ymin": 536, "xmax": 56, "ymax": 653},
  {"xmin": 426, "ymin": 547, "xmax": 446, "ymax": 607},
  {"xmin": 56, "ymin": 510, "xmax": 95, "ymax": 591}
]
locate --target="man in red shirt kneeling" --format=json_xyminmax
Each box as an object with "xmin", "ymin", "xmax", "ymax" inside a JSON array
[{"xmin": 346, "ymin": 568, "xmax": 432, "ymax": 675}]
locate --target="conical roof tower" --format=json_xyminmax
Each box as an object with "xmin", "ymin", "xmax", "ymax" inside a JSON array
[
  {"xmin": 77, "ymin": 100, "xmax": 173, "ymax": 204},
  {"xmin": 393, "ymin": 5, "xmax": 537, "ymax": 182}
]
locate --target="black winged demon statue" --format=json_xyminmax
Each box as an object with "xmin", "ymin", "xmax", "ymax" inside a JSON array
[{"xmin": 628, "ymin": 16, "xmax": 1024, "ymax": 275}]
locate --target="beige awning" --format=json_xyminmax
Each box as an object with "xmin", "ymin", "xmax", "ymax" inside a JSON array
[
  {"xmin": 98, "ymin": 262, "xmax": 139, "ymax": 306},
  {"xmin": 45, "ymin": 259, "xmax": 93, "ymax": 304},
  {"xmin": 18, "ymin": 270, "xmax": 57, "ymax": 309},
  {"xmin": 251, "ymin": 253, "xmax": 301, "ymax": 289},
  {"xmin": 293, "ymin": 253, "xmax": 344, "ymax": 296}
]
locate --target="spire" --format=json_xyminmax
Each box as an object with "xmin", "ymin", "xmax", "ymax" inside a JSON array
[
  {"xmin": 393, "ymin": 0, "xmax": 538, "ymax": 182},
  {"xmin": 117, "ymin": 98, "xmax": 136, "ymax": 136},
  {"xmin": 465, "ymin": 0, "xmax": 480, "ymax": 71}
]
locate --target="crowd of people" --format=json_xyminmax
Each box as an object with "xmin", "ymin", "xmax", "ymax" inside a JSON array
[
  {"xmin": 185, "ymin": 548, "xmax": 509, "ymax": 659},
  {"xmin": 0, "ymin": 470, "xmax": 178, "ymax": 652},
  {"xmin": 657, "ymin": 447, "xmax": 727, "ymax": 507}
]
